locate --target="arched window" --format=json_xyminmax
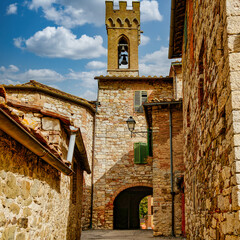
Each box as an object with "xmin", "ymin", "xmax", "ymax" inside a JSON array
[
  {"xmin": 107, "ymin": 18, "xmax": 114, "ymax": 27},
  {"xmin": 125, "ymin": 18, "xmax": 131, "ymax": 27},
  {"xmin": 118, "ymin": 36, "xmax": 129, "ymax": 69}
]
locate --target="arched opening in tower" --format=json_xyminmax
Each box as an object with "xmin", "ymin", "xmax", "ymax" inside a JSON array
[
  {"xmin": 118, "ymin": 36, "xmax": 129, "ymax": 69},
  {"xmin": 113, "ymin": 186, "xmax": 153, "ymax": 229}
]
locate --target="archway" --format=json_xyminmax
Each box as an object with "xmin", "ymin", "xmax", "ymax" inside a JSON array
[{"xmin": 113, "ymin": 186, "xmax": 153, "ymax": 229}]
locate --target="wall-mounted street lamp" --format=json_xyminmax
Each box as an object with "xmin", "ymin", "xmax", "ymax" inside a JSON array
[{"xmin": 126, "ymin": 116, "xmax": 150, "ymax": 138}]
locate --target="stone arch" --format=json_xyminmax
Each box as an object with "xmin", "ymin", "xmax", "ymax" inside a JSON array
[
  {"xmin": 111, "ymin": 183, "xmax": 153, "ymax": 204},
  {"xmin": 113, "ymin": 185, "xmax": 153, "ymax": 229},
  {"xmin": 116, "ymin": 18, "xmax": 123, "ymax": 27},
  {"xmin": 124, "ymin": 18, "xmax": 131, "ymax": 27},
  {"xmin": 106, "ymin": 18, "xmax": 115, "ymax": 27},
  {"xmin": 133, "ymin": 18, "xmax": 139, "ymax": 27}
]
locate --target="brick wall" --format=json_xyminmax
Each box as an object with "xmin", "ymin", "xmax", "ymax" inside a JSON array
[{"xmin": 150, "ymin": 105, "xmax": 184, "ymax": 236}]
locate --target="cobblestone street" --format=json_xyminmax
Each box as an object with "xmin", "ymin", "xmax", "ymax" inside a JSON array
[{"xmin": 81, "ymin": 230, "xmax": 186, "ymax": 240}]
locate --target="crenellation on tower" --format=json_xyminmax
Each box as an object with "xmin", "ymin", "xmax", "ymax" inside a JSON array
[{"xmin": 105, "ymin": 0, "xmax": 140, "ymax": 77}]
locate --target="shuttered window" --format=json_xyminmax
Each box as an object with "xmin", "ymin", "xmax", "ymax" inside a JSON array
[
  {"xmin": 134, "ymin": 91, "xmax": 147, "ymax": 113},
  {"xmin": 134, "ymin": 142, "xmax": 148, "ymax": 164}
]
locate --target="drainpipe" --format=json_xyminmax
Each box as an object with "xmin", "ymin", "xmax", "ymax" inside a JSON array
[
  {"xmin": 90, "ymin": 82, "xmax": 99, "ymax": 229},
  {"xmin": 169, "ymin": 105, "xmax": 175, "ymax": 237},
  {"xmin": 67, "ymin": 126, "xmax": 78, "ymax": 163}
]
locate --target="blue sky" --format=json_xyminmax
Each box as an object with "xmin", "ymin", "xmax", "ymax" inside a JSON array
[{"xmin": 0, "ymin": 0, "xmax": 174, "ymax": 100}]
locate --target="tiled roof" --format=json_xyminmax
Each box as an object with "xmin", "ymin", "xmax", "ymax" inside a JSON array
[
  {"xmin": 94, "ymin": 75, "xmax": 172, "ymax": 80},
  {"xmin": 147, "ymin": 97, "xmax": 183, "ymax": 104},
  {"xmin": 169, "ymin": 0, "xmax": 186, "ymax": 58},
  {"xmin": 4, "ymin": 80, "xmax": 96, "ymax": 113},
  {"xmin": 0, "ymin": 85, "xmax": 68, "ymax": 160}
]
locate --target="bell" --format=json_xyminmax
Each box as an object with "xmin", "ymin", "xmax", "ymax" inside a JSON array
[
  {"xmin": 121, "ymin": 54, "xmax": 128, "ymax": 65},
  {"xmin": 121, "ymin": 45, "xmax": 125, "ymax": 52}
]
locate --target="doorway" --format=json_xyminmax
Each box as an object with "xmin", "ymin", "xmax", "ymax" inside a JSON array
[{"xmin": 113, "ymin": 186, "xmax": 153, "ymax": 229}]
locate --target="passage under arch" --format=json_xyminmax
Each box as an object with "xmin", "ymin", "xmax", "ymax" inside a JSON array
[{"xmin": 113, "ymin": 186, "xmax": 153, "ymax": 229}]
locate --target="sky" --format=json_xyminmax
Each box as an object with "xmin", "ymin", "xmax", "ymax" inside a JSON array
[{"xmin": 0, "ymin": 0, "xmax": 175, "ymax": 100}]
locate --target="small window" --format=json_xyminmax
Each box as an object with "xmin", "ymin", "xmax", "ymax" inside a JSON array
[
  {"xmin": 134, "ymin": 91, "xmax": 147, "ymax": 113},
  {"xmin": 134, "ymin": 142, "xmax": 148, "ymax": 164},
  {"xmin": 118, "ymin": 36, "xmax": 129, "ymax": 69},
  {"xmin": 147, "ymin": 129, "xmax": 153, "ymax": 157}
]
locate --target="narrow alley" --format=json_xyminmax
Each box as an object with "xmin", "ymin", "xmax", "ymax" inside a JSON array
[{"xmin": 81, "ymin": 230, "xmax": 186, "ymax": 240}]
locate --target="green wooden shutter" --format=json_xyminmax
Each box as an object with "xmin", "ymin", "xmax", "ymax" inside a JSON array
[{"xmin": 134, "ymin": 142, "xmax": 148, "ymax": 164}]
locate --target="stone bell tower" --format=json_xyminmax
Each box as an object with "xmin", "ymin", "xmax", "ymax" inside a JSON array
[{"xmin": 105, "ymin": 1, "xmax": 140, "ymax": 76}]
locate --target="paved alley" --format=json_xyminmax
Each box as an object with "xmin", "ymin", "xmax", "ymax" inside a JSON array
[{"xmin": 81, "ymin": 230, "xmax": 186, "ymax": 240}]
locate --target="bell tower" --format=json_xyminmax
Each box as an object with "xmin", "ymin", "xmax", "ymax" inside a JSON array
[{"xmin": 105, "ymin": 1, "xmax": 140, "ymax": 77}]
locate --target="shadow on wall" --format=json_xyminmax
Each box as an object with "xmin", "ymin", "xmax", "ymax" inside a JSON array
[
  {"xmin": 92, "ymin": 106, "xmax": 183, "ymax": 232},
  {"xmin": 0, "ymin": 130, "xmax": 61, "ymax": 192},
  {"xmin": 66, "ymin": 157, "xmax": 83, "ymax": 240}
]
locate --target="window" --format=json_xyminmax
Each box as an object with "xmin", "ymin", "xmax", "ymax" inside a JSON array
[
  {"xmin": 134, "ymin": 142, "xmax": 148, "ymax": 164},
  {"xmin": 147, "ymin": 129, "xmax": 153, "ymax": 157},
  {"xmin": 134, "ymin": 91, "xmax": 147, "ymax": 113},
  {"xmin": 118, "ymin": 36, "xmax": 129, "ymax": 69}
]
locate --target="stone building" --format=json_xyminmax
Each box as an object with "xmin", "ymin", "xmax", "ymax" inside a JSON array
[
  {"xmin": 92, "ymin": 1, "xmax": 184, "ymax": 236},
  {"xmin": 0, "ymin": 81, "xmax": 94, "ymax": 239},
  {"xmin": 169, "ymin": 0, "xmax": 240, "ymax": 239}
]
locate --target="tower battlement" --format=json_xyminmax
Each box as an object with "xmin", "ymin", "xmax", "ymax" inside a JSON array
[
  {"xmin": 106, "ymin": 1, "xmax": 140, "ymax": 29},
  {"xmin": 105, "ymin": 0, "xmax": 140, "ymax": 77}
]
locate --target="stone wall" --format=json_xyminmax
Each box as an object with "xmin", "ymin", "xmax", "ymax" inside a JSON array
[
  {"xmin": 182, "ymin": 0, "xmax": 240, "ymax": 239},
  {"xmin": 5, "ymin": 87, "xmax": 95, "ymax": 229},
  {"xmin": 0, "ymin": 130, "xmax": 72, "ymax": 239},
  {"xmin": 92, "ymin": 78, "xmax": 173, "ymax": 229},
  {"xmin": 150, "ymin": 105, "xmax": 184, "ymax": 236}
]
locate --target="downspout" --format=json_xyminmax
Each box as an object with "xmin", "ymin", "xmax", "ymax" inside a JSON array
[
  {"xmin": 169, "ymin": 105, "xmax": 175, "ymax": 237},
  {"xmin": 67, "ymin": 126, "xmax": 78, "ymax": 163},
  {"xmin": 90, "ymin": 81, "xmax": 99, "ymax": 229}
]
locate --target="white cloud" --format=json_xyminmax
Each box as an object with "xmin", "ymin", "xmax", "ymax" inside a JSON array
[
  {"xmin": 14, "ymin": 26, "xmax": 107, "ymax": 60},
  {"xmin": 6, "ymin": 3, "xmax": 18, "ymax": 15},
  {"xmin": 139, "ymin": 47, "xmax": 172, "ymax": 76},
  {"xmin": 81, "ymin": 89, "xmax": 97, "ymax": 101},
  {"xmin": 9, "ymin": 65, "xmax": 19, "ymax": 72},
  {"xmin": 26, "ymin": 0, "xmax": 162, "ymax": 28},
  {"xmin": 140, "ymin": 0, "xmax": 163, "ymax": 22},
  {"xmin": 157, "ymin": 36, "xmax": 161, "ymax": 41},
  {"xmin": 27, "ymin": 0, "xmax": 105, "ymax": 28},
  {"xmin": 86, "ymin": 61, "xmax": 107, "ymax": 70},
  {"xmin": 28, "ymin": 0, "xmax": 56, "ymax": 10},
  {"xmin": 0, "ymin": 65, "xmax": 102, "ymax": 101},
  {"xmin": 67, "ymin": 69, "xmax": 106, "ymax": 88},
  {"xmin": 140, "ymin": 34, "xmax": 150, "ymax": 46},
  {"xmin": 0, "ymin": 65, "xmax": 64, "ymax": 84}
]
